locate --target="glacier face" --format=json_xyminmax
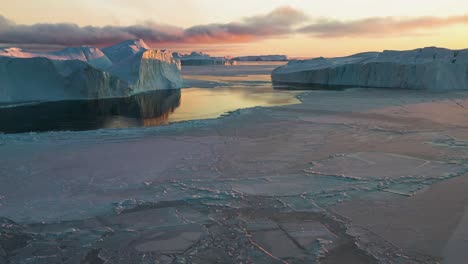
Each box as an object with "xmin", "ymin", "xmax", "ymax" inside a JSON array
[
  {"xmin": 174, "ymin": 52, "xmax": 236, "ymax": 66},
  {"xmin": 0, "ymin": 39, "xmax": 183, "ymax": 103},
  {"xmin": 272, "ymin": 47, "xmax": 468, "ymax": 90}
]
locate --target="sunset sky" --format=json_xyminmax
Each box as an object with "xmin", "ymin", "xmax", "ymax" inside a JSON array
[{"xmin": 1, "ymin": 0, "xmax": 468, "ymax": 57}]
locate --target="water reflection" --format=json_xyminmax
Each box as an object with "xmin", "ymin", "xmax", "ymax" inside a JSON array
[
  {"xmin": 1, "ymin": 62, "xmax": 304, "ymax": 134},
  {"xmin": 0, "ymin": 89, "xmax": 181, "ymax": 133},
  {"xmin": 0, "ymin": 85, "xmax": 300, "ymax": 134}
]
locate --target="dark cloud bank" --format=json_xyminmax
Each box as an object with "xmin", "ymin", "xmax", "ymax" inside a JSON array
[
  {"xmin": 0, "ymin": 7, "xmax": 467, "ymax": 47},
  {"xmin": 299, "ymin": 14, "xmax": 468, "ymax": 37},
  {"xmin": 0, "ymin": 7, "xmax": 307, "ymax": 46}
]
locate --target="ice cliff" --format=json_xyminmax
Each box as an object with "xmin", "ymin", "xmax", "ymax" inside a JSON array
[
  {"xmin": 272, "ymin": 47, "xmax": 468, "ymax": 90},
  {"xmin": 0, "ymin": 57, "xmax": 130, "ymax": 103},
  {"xmin": 174, "ymin": 52, "xmax": 236, "ymax": 66},
  {"xmin": 0, "ymin": 39, "xmax": 183, "ymax": 103},
  {"xmin": 103, "ymin": 40, "xmax": 183, "ymax": 92}
]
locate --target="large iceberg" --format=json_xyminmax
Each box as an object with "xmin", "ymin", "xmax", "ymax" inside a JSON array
[
  {"xmin": 233, "ymin": 55, "xmax": 288, "ymax": 61},
  {"xmin": 272, "ymin": 47, "xmax": 468, "ymax": 90},
  {"xmin": 103, "ymin": 40, "xmax": 183, "ymax": 93},
  {"xmin": 102, "ymin": 38, "xmax": 149, "ymax": 64},
  {"xmin": 0, "ymin": 39, "xmax": 183, "ymax": 103},
  {"xmin": 0, "ymin": 57, "xmax": 129, "ymax": 103},
  {"xmin": 0, "ymin": 46, "xmax": 113, "ymax": 69},
  {"xmin": 174, "ymin": 52, "xmax": 236, "ymax": 66}
]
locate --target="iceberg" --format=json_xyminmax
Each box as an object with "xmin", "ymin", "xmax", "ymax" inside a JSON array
[
  {"xmin": 0, "ymin": 57, "xmax": 129, "ymax": 103},
  {"xmin": 0, "ymin": 39, "xmax": 183, "ymax": 103},
  {"xmin": 233, "ymin": 55, "xmax": 288, "ymax": 61},
  {"xmin": 272, "ymin": 47, "xmax": 468, "ymax": 90},
  {"xmin": 174, "ymin": 52, "xmax": 236, "ymax": 66},
  {"xmin": 103, "ymin": 40, "xmax": 183, "ymax": 93},
  {"xmin": 102, "ymin": 38, "xmax": 149, "ymax": 64},
  {"xmin": 0, "ymin": 46, "xmax": 113, "ymax": 69}
]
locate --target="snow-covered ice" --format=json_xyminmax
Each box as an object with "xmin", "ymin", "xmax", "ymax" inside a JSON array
[{"xmin": 1, "ymin": 63, "xmax": 468, "ymax": 264}]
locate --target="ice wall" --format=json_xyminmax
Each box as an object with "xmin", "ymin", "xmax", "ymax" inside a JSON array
[
  {"xmin": 0, "ymin": 57, "xmax": 129, "ymax": 103},
  {"xmin": 272, "ymin": 47, "xmax": 468, "ymax": 90},
  {"xmin": 104, "ymin": 40, "xmax": 183, "ymax": 91}
]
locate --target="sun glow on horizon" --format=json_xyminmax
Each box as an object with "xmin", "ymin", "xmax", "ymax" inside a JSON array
[{"xmin": 1, "ymin": 0, "xmax": 468, "ymax": 57}]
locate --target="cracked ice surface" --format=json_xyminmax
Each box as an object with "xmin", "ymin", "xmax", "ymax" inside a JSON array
[{"xmin": 1, "ymin": 65, "xmax": 468, "ymax": 263}]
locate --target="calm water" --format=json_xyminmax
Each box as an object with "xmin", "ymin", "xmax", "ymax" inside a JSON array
[{"xmin": 0, "ymin": 62, "xmax": 301, "ymax": 133}]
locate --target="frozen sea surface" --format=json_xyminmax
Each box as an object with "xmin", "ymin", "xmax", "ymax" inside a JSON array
[{"xmin": 1, "ymin": 62, "xmax": 468, "ymax": 263}]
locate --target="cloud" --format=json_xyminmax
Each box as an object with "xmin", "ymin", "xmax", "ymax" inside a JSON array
[
  {"xmin": 0, "ymin": 15, "xmax": 183, "ymax": 46},
  {"xmin": 298, "ymin": 14, "xmax": 468, "ymax": 37},
  {"xmin": 183, "ymin": 6, "xmax": 307, "ymax": 43},
  {"xmin": 1, "ymin": 8, "xmax": 467, "ymax": 47},
  {"xmin": 0, "ymin": 6, "xmax": 307, "ymax": 46}
]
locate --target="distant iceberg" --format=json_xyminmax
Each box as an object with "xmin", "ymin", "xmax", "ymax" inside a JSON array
[
  {"xmin": 174, "ymin": 52, "xmax": 236, "ymax": 66},
  {"xmin": 0, "ymin": 39, "xmax": 183, "ymax": 103},
  {"xmin": 233, "ymin": 55, "xmax": 288, "ymax": 61},
  {"xmin": 272, "ymin": 47, "xmax": 468, "ymax": 90}
]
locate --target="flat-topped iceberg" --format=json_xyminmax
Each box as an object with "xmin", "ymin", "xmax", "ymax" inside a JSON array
[
  {"xmin": 272, "ymin": 47, "xmax": 468, "ymax": 90},
  {"xmin": 0, "ymin": 39, "xmax": 183, "ymax": 103},
  {"xmin": 233, "ymin": 55, "xmax": 288, "ymax": 61},
  {"xmin": 174, "ymin": 52, "xmax": 236, "ymax": 66}
]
